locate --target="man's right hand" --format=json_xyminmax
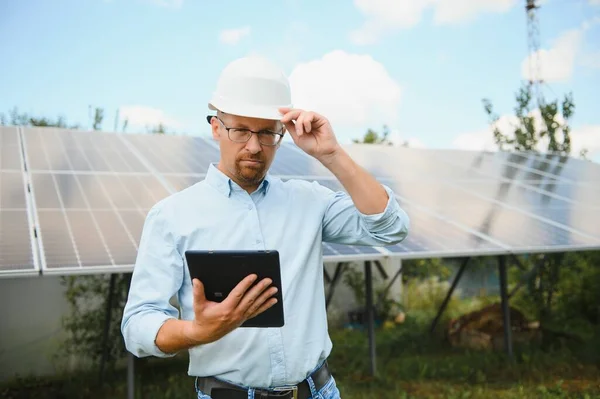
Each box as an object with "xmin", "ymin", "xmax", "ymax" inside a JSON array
[{"xmin": 183, "ymin": 274, "xmax": 278, "ymax": 345}]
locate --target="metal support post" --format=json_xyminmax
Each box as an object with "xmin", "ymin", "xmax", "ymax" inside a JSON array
[
  {"xmin": 127, "ymin": 351, "xmax": 135, "ymax": 399},
  {"xmin": 100, "ymin": 273, "xmax": 117, "ymax": 385},
  {"xmin": 498, "ymin": 256, "xmax": 514, "ymax": 358},
  {"xmin": 364, "ymin": 261, "xmax": 376, "ymax": 376}
]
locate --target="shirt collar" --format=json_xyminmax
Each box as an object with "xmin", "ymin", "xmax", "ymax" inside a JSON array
[{"xmin": 206, "ymin": 163, "xmax": 272, "ymax": 197}]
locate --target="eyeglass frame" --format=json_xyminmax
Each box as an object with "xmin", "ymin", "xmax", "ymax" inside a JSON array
[{"xmin": 213, "ymin": 116, "xmax": 285, "ymax": 146}]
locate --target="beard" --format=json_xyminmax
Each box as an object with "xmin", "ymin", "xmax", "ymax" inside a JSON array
[{"xmin": 234, "ymin": 156, "xmax": 267, "ymax": 185}]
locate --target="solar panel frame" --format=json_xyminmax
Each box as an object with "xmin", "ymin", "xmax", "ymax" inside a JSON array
[{"xmin": 0, "ymin": 127, "xmax": 41, "ymax": 278}]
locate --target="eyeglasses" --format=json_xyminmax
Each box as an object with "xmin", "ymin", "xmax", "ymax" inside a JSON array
[{"xmin": 215, "ymin": 117, "xmax": 284, "ymax": 146}]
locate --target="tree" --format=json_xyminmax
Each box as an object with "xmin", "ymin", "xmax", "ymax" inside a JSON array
[
  {"xmin": 148, "ymin": 122, "xmax": 167, "ymax": 134},
  {"xmin": 0, "ymin": 106, "xmax": 79, "ymax": 129},
  {"xmin": 482, "ymin": 82, "xmax": 576, "ymax": 156},
  {"xmin": 353, "ymin": 125, "xmax": 393, "ymax": 145},
  {"xmin": 93, "ymin": 107, "xmax": 104, "ymax": 131}
]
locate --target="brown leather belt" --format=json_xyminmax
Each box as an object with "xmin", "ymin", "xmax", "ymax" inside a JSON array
[{"xmin": 195, "ymin": 361, "xmax": 332, "ymax": 399}]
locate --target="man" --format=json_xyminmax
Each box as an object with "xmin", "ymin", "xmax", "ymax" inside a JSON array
[{"xmin": 121, "ymin": 56, "xmax": 410, "ymax": 399}]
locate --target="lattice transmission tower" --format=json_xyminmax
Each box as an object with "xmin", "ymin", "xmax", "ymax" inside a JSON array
[{"xmin": 526, "ymin": 0, "xmax": 545, "ymax": 109}]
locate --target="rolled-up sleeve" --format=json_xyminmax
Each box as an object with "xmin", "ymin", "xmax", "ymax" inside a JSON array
[
  {"xmin": 320, "ymin": 183, "xmax": 410, "ymax": 246},
  {"xmin": 121, "ymin": 205, "xmax": 183, "ymax": 358}
]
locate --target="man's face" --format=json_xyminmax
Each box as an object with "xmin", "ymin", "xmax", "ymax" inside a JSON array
[{"xmin": 211, "ymin": 112, "xmax": 283, "ymax": 190}]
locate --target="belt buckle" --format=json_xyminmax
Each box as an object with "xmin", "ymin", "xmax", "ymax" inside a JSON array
[{"xmin": 272, "ymin": 385, "xmax": 298, "ymax": 399}]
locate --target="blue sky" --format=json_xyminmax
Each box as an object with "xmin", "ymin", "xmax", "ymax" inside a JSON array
[{"xmin": 1, "ymin": 0, "xmax": 599, "ymax": 161}]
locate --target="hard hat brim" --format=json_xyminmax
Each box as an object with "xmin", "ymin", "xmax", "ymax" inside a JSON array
[{"xmin": 207, "ymin": 100, "xmax": 291, "ymax": 124}]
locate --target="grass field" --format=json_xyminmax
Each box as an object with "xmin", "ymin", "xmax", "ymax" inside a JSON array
[{"xmin": 2, "ymin": 315, "xmax": 600, "ymax": 399}]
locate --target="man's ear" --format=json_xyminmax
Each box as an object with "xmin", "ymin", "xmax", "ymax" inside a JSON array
[{"xmin": 210, "ymin": 117, "xmax": 220, "ymax": 141}]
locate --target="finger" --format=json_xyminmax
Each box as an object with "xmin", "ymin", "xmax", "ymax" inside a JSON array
[
  {"xmin": 223, "ymin": 274, "xmax": 258, "ymax": 308},
  {"xmin": 237, "ymin": 277, "xmax": 273, "ymax": 314},
  {"xmin": 245, "ymin": 286, "xmax": 278, "ymax": 318},
  {"xmin": 295, "ymin": 113, "xmax": 305, "ymax": 137},
  {"xmin": 193, "ymin": 279, "xmax": 207, "ymax": 307},
  {"xmin": 278, "ymin": 107, "xmax": 292, "ymax": 115},
  {"xmin": 279, "ymin": 108, "xmax": 302, "ymax": 124},
  {"xmin": 303, "ymin": 112, "xmax": 313, "ymax": 133},
  {"xmin": 249, "ymin": 298, "xmax": 278, "ymax": 319},
  {"xmin": 283, "ymin": 120, "xmax": 299, "ymax": 143}
]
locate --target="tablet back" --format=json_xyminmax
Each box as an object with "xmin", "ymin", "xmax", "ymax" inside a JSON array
[{"xmin": 185, "ymin": 250, "xmax": 284, "ymax": 328}]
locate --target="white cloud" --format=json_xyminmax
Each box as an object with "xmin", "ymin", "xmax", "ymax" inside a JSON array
[
  {"xmin": 140, "ymin": 0, "xmax": 183, "ymax": 8},
  {"xmin": 219, "ymin": 26, "xmax": 251, "ymax": 45},
  {"xmin": 288, "ymin": 50, "xmax": 401, "ymax": 141},
  {"xmin": 433, "ymin": 0, "xmax": 516, "ymax": 25},
  {"xmin": 521, "ymin": 29, "xmax": 583, "ymax": 82},
  {"xmin": 589, "ymin": 0, "xmax": 600, "ymax": 5},
  {"xmin": 119, "ymin": 105, "xmax": 182, "ymax": 129},
  {"xmin": 350, "ymin": 0, "xmax": 517, "ymax": 44},
  {"xmin": 571, "ymin": 125, "xmax": 600, "ymax": 159},
  {"xmin": 521, "ymin": 17, "xmax": 600, "ymax": 81}
]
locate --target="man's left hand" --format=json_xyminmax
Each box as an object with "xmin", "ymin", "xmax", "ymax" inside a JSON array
[{"xmin": 279, "ymin": 108, "xmax": 341, "ymax": 163}]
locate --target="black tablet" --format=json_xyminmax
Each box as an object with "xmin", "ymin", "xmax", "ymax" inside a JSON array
[{"xmin": 184, "ymin": 249, "xmax": 284, "ymax": 328}]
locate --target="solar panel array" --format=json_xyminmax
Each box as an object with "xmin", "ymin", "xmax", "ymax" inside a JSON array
[{"xmin": 1, "ymin": 126, "xmax": 599, "ymax": 277}]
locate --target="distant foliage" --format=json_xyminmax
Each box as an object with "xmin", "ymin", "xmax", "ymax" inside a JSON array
[
  {"xmin": 353, "ymin": 125, "xmax": 394, "ymax": 145},
  {"xmin": 60, "ymin": 274, "xmax": 130, "ymax": 370},
  {"xmin": 482, "ymin": 81, "xmax": 579, "ymax": 157},
  {"xmin": 0, "ymin": 106, "xmax": 79, "ymax": 129}
]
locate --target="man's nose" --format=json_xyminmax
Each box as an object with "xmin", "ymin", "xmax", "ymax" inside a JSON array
[{"xmin": 245, "ymin": 133, "xmax": 262, "ymax": 153}]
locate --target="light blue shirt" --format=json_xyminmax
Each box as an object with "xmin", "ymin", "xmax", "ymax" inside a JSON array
[{"xmin": 121, "ymin": 163, "xmax": 409, "ymax": 388}]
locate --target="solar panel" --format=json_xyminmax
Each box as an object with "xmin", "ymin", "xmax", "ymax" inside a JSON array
[
  {"xmin": 19, "ymin": 127, "xmax": 176, "ymax": 275},
  {"xmin": 1, "ymin": 126, "xmax": 23, "ymax": 170},
  {"xmin": 383, "ymin": 203, "xmax": 506, "ymax": 258},
  {"xmin": 453, "ymin": 181, "xmax": 600, "ymax": 211},
  {"xmin": 24, "ymin": 128, "xmax": 149, "ymax": 173},
  {"xmin": 123, "ymin": 134, "xmax": 219, "ymax": 174},
  {"xmin": 166, "ymin": 174, "xmax": 204, "ymax": 192},
  {"xmin": 498, "ymin": 151, "xmax": 600, "ymax": 183},
  {"xmin": 0, "ymin": 127, "xmax": 39, "ymax": 277},
  {"xmin": 269, "ymin": 143, "xmax": 333, "ymax": 177},
  {"xmin": 323, "ymin": 242, "xmax": 384, "ymax": 260},
  {"xmin": 32, "ymin": 171, "xmax": 171, "ymax": 273},
  {"xmin": 344, "ymin": 145, "xmax": 488, "ymax": 181},
  {"xmin": 3, "ymin": 126, "xmax": 599, "ymax": 277}
]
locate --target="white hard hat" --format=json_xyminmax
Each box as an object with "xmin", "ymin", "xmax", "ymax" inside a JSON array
[{"xmin": 206, "ymin": 56, "xmax": 292, "ymax": 123}]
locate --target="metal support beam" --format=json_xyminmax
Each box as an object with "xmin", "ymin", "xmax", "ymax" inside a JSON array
[
  {"xmin": 364, "ymin": 261, "xmax": 376, "ymax": 376},
  {"xmin": 375, "ymin": 261, "xmax": 403, "ymax": 310},
  {"xmin": 508, "ymin": 254, "xmax": 543, "ymax": 299},
  {"xmin": 323, "ymin": 268, "xmax": 332, "ymax": 284},
  {"xmin": 99, "ymin": 273, "xmax": 117, "ymax": 385},
  {"xmin": 125, "ymin": 273, "xmax": 136, "ymax": 399},
  {"xmin": 498, "ymin": 256, "xmax": 514, "ymax": 358},
  {"xmin": 325, "ymin": 263, "xmax": 345, "ymax": 309},
  {"xmin": 127, "ymin": 351, "xmax": 135, "ymax": 399},
  {"xmin": 430, "ymin": 257, "xmax": 470, "ymax": 334},
  {"xmin": 374, "ymin": 260, "xmax": 388, "ymax": 280}
]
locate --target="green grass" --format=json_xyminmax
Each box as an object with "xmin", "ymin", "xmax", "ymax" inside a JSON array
[{"xmin": 2, "ymin": 316, "xmax": 600, "ymax": 399}]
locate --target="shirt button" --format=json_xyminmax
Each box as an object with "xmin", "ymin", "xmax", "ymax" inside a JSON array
[
  {"xmin": 256, "ymin": 239, "xmax": 261, "ymax": 244},
  {"xmin": 248, "ymin": 205, "xmax": 252, "ymax": 210}
]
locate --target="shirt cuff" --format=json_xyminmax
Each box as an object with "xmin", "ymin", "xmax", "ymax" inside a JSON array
[
  {"xmin": 358, "ymin": 184, "xmax": 405, "ymax": 231},
  {"xmin": 133, "ymin": 312, "xmax": 178, "ymax": 358}
]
